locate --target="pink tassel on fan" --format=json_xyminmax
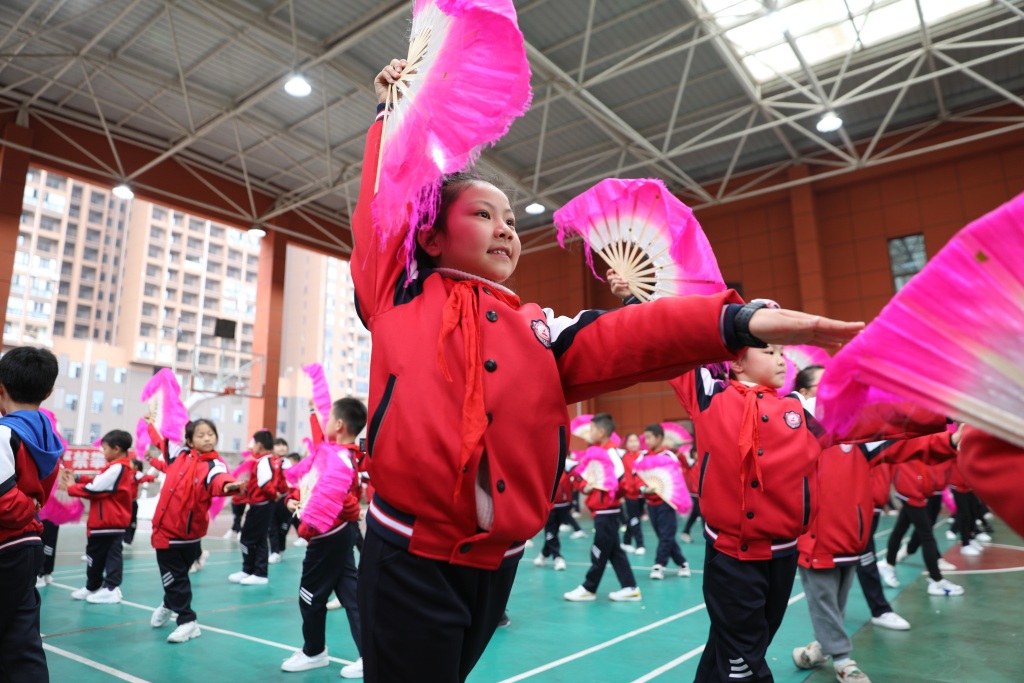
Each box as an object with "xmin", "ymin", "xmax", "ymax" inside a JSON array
[
  {"xmin": 135, "ymin": 417, "xmax": 152, "ymax": 454},
  {"xmin": 372, "ymin": 0, "xmax": 532, "ymax": 274},
  {"xmin": 300, "ymin": 443, "xmax": 357, "ymax": 535},
  {"xmin": 302, "ymin": 437, "xmax": 314, "ymax": 455},
  {"xmin": 141, "ymin": 369, "xmax": 189, "ymax": 443},
  {"xmin": 285, "ymin": 452, "xmax": 315, "ymax": 487},
  {"xmin": 817, "ymin": 192, "xmax": 1024, "ymax": 447},
  {"xmin": 577, "ymin": 446, "xmax": 619, "ymax": 496},
  {"xmin": 303, "ymin": 363, "xmax": 332, "ymax": 428},
  {"xmin": 39, "ymin": 474, "xmax": 85, "ymax": 525}
]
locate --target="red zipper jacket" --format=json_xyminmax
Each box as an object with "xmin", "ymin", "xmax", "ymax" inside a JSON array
[
  {"xmin": 672, "ymin": 370, "xmax": 948, "ymax": 561},
  {"xmin": 798, "ymin": 433, "xmax": 957, "ymax": 569},
  {"xmin": 0, "ymin": 426, "xmax": 60, "ymax": 554},
  {"xmin": 353, "ymin": 114, "xmax": 744, "ymax": 570},
  {"xmin": 958, "ymin": 426, "xmax": 1024, "ymax": 537},
  {"xmin": 67, "ymin": 456, "xmax": 134, "ymax": 535},
  {"xmin": 893, "ymin": 458, "xmax": 954, "ymax": 507},
  {"xmin": 242, "ymin": 453, "xmax": 288, "ymax": 505},
  {"xmin": 620, "ymin": 450, "xmax": 642, "ymax": 500}
]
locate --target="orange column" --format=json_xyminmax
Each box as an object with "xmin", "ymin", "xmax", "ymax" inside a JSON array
[
  {"xmin": 248, "ymin": 229, "xmax": 286, "ymax": 435},
  {"xmin": 788, "ymin": 166, "xmax": 828, "ymax": 315},
  {"xmin": 0, "ymin": 123, "xmax": 32, "ymax": 337}
]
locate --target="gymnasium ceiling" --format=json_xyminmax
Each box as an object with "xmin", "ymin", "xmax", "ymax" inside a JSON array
[{"xmin": 1, "ymin": 0, "xmax": 1023, "ymax": 255}]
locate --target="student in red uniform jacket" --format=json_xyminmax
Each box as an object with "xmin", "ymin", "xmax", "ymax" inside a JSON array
[
  {"xmin": 638, "ymin": 423, "xmax": 690, "ymax": 579},
  {"xmin": 229, "ymin": 429, "xmax": 287, "ymax": 585},
  {"xmin": 619, "ymin": 433, "xmax": 646, "ymax": 554},
  {"xmin": 533, "ymin": 459, "xmax": 578, "ymax": 572},
  {"xmin": 680, "ymin": 445, "xmax": 703, "ymax": 543},
  {"xmin": 0, "ymin": 346, "xmax": 63, "ymax": 682},
  {"xmin": 123, "ymin": 458, "xmax": 155, "ymax": 548},
  {"xmin": 280, "ymin": 398, "xmax": 367, "ymax": 679},
  {"xmin": 948, "ymin": 458, "xmax": 986, "ymax": 556},
  {"xmin": 62, "ymin": 429, "xmax": 135, "ymax": 604},
  {"xmin": 355, "ymin": 60, "xmax": 861, "ymax": 683},
  {"xmin": 268, "ymin": 437, "xmax": 292, "ymax": 563},
  {"xmin": 564, "ymin": 414, "xmax": 640, "ymax": 603},
  {"xmin": 147, "ymin": 418, "xmax": 242, "ymax": 643},
  {"xmin": 958, "ymin": 426, "xmax": 1024, "ymax": 538}
]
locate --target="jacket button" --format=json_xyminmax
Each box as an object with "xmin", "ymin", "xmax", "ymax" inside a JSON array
[
  {"xmin": 751, "ymin": 480, "xmax": 759, "ymax": 488},
  {"xmin": 484, "ymin": 359, "xmax": 497, "ymax": 372},
  {"xmin": 757, "ymin": 448, "xmax": 763, "ymax": 456},
  {"xmin": 741, "ymin": 544, "xmax": 748, "ymax": 552},
  {"xmin": 486, "ymin": 311, "xmax": 498, "ymax": 322},
  {"xmin": 761, "ymin": 415, "xmax": 769, "ymax": 422},
  {"xmin": 496, "ymin": 480, "xmax": 505, "ymax": 493},
  {"xmin": 462, "ymin": 465, "xmax": 469, "ymax": 473},
  {"xmin": 757, "ymin": 392, "xmax": 763, "ymax": 398},
  {"xmin": 482, "ymin": 288, "xmax": 491, "ymax": 296},
  {"xmin": 746, "ymin": 512, "xmax": 754, "ymax": 519},
  {"xmin": 460, "ymin": 543, "xmax": 472, "ymax": 553},
  {"xmin": 486, "ymin": 412, "xmax": 493, "ymax": 425}
]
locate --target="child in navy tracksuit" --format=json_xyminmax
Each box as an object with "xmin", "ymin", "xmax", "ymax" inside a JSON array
[
  {"xmin": 0, "ymin": 347, "xmax": 63, "ymax": 682},
  {"xmin": 638, "ymin": 423, "xmax": 690, "ymax": 580},
  {"xmin": 124, "ymin": 458, "xmax": 155, "ymax": 547},
  {"xmin": 230, "ymin": 429, "xmax": 287, "ymax": 585},
  {"xmin": 63, "ymin": 429, "xmax": 135, "ymax": 604},
  {"xmin": 619, "ymin": 433, "xmax": 646, "ymax": 554},
  {"xmin": 280, "ymin": 398, "xmax": 366, "ymax": 679},
  {"xmin": 354, "ymin": 58, "xmax": 861, "ymax": 683}
]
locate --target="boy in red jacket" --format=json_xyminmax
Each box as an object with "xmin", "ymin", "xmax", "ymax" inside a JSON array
[
  {"xmin": 230, "ymin": 429, "xmax": 288, "ymax": 585},
  {"xmin": 619, "ymin": 433, "xmax": 646, "ymax": 555},
  {"xmin": 0, "ymin": 346, "xmax": 63, "ymax": 682},
  {"xmin": 62, "ymin": 429, "xmax": 135, "ymax": 604},
  {"xmin": 639, "ymin": 423, "xmax": 690, "ymax": 579},
  {"xmin": 563, "ymin": 414, "xmax": 641, "ymax": 603},
  {"xmin": 280, "ymin": 398, "xmax": 366, "ymax": 678}
]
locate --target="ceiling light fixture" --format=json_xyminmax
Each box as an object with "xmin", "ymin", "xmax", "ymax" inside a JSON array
[
  {"xmin": 284, "ymin": 74, "xmax": 311, "ymax": 98},
  {"xmin": 816, "ymin": 111, "xmax": 843, "ymax": 133},
  {"xmin": 112, "ymin": 183, "xmax": 134, "ymax": 200},
  {"xmin": 248, "ymin": 227, "xmax": 267, "ymax": 238},
  {"xmin": 525, "ymin": 202, "xmax": 546, "ymax": 215}
]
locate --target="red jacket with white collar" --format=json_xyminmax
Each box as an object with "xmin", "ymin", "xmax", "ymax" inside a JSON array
[
  {"xmin": 242, "ymin": 453, "xmax": 288, "ymax": 505},
  {"xmin": 958, "ymin": 426, "xmax": 1024, "ymax": 537},
  {"xmin": 672, "ymin": 370, "xmax": 948, "ymax": 561},
  {"xmin": 798, "ymin": 433, "xmax": 957, "ymax": 569},
  {"xmin": 353, "ymin": 116, "xmax": 744, "ymax": 570},
  {"xmin": 0, "ymin": 428, "xmax": 60, "ymax": 554},
  {"xmin": 67, "ymin": 456, "xmax": 134, "ymax": 535}
]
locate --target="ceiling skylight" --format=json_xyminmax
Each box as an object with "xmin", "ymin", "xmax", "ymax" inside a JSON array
[{"xmin": 701, "ymin": 0, "xmax": 994, "ymax": 83}]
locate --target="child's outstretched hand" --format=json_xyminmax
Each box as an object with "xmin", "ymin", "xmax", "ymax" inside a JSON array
[
  {"xmin": 374, "ymin": 59, "xmax": 408, "ymax": 104},
  {"xmin": 607, "ymin": 269, "xmax": 631, "ymax": 300},
  {"xmin": 749, "ymin": 308, "xmax": 863, "ymax": 350}
]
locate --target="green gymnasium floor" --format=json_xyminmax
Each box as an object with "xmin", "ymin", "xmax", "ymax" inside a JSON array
[{"xmin": 38, "ymin": 513, "xmax": 1023, "ymax": 683}]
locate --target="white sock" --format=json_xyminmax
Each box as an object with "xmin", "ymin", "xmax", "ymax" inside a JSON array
[{"xmin": 834, "ymin": 657, "xmax": 851, "ymax": 667}]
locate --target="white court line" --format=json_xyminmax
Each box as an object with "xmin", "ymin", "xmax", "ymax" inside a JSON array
[
  {"xmin": 49, "ymin": 559, "xmax": 236, "ymax": 579},
  {"xmin": 497, "ymin": 602, "xmax": 710, "ymax": 683},
  {"xmin": 46, "ymin": 583, "xmax": 356, "ymax": 666},
  {"xmin": 42, "ymin": 643, "xmax": 154, "ymax": 683}
]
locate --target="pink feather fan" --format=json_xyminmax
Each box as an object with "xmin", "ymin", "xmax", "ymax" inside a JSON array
[
  {"xmin": 576, "ymin": 445, "xmax": 620, "ymax": 495},
  {"xmin": 373, "ymin": 0, "xmax": 532, "ymax": 269},
  {"xmin": 303, "ymin": 363, "xmax": 332, "ymax": 428},
  {"xmin": 633, "ymin": 453, "xmax": 692, "ymax": 514},
  {"xmin": 569, "ymin": 413, "xmax": 623, "ymax": 446},
  {"xmin": 660, "ymin": 422, "xmax": 693, "ymax": 451},
  {"xmin": 141, "ymin": 369, "xmax": 189, "ymax": 443},
  {"xmin": 553, "ymin": 178, "xmax": 725, "ymax": 302},
  {"xmin": 38, "ymin": 408, "xmax": 84, "ymax": 525},
  {"xmin": 817, "ymin": 192, "xmax": 1024, "ymax": 448},
  {"xmin": 292, "ymin": 443, "xmax": 357, "ymax": 535},
  {"xmin": 781, "ymin": 345, "xmax": 832, "ymax": 395}
]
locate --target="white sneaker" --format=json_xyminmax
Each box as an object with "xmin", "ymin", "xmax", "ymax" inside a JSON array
[
  {"xmin": 222, "ymin": 529, "xmax": 234, "ymax": 539},
  {"xmin": 937, "ymin": 558, "xmax": 957, "ymax": 572},
  {"xmin": 620, "ymin": 543, "xmax": 636, "ymax": 554},
  {"xmin": 650, "ymin": 564, "xmax": 665, "ymax": 580},
  {"xmin": 895, "ymin": 545, "xmax": 909, "ymax": 564},
  {"xmin": 122, "ymin": 541, "xmax": 131, "ymax": 549},
  {"xmin": 569, "ymin": 530, "xmax": 586, "ymax": 540},
  {"xmin": 281, "ymin": 648, "xmax": 329, "ymax": 672},
  {"xmin": 680, "ymin": 532, "xmax": 692, "ymax": 543},
  {"xmin": 792, "ymin": 640, "xmax": 827, "ymax": 669},
  {"xmin": 975, "ymin": 532, "xmax": 992, "ymax": 543},
  {"xmin": 927, "ymin": 578, "xmax": 965, "ymax": 596},
  {"xmin": 240, "ymin": 574, "xmax": 269, "ymax": 585},
  {"xmin": 969, "ymin": 539, "xmax": 985, "ymax": 551},
  {"xmin": 190, "ymin": 550, "xmax": 210, "ymax": 574},
  {"xmin": 80, "ymin": 554, "xmax": 88, "ymax": 562},
  {"xmin": 326, "ymin": 597, "xmax": 342, "ymax": 610},
  {"xmin": 559, "ymin": 524, "xmax": 572, "ymax": 533},
  {"xmin": 533, "ymin": 554, "xmax": 546, "ymax": 567},
  {"xmin": 228, "ymin": 571, "xmax": 251, "ymax": 583},
  {"xmin": 293, "ymin": 538, "xmax": 308, "ymax": 548},
  {"xmin": 70, "ymin": 586, "xmax": 96, "ymax": 600},
  {"xmin": 151, "ymin": 603, "xmax": 173, "ymax": 627},
  {"xmin": 944, "ymin": 530, "xmax": 957, "ymax": 541},
  {"xmin": 268, "ymin": 552, "xmax": 282, "ymax": 564},
  {"xmin": 35, "ymin": 576, "xmax": 47, "ymax": 589},
  {"xmin": 876, "ymin": 561, "xmax": 900, "ymax": 588},
  {"xmin": 86, "ymin": 586, "xmax": 122, "ymax": 604},
  {"xmin": 553, "ymin": 557, "xmax": 567, "ymax": 571},
  {"xmin": 232, "ymin": 531, "xmax": 241, "ymax": 541},
  {"xmin": 563, "ymin": 585, "xmax": 596, "ymax": 602},
  {"xmin": 524, "ymin": 539, "xmax": 534, "ymax": 548},
  {"xmin": 167, "ymin": 620, "xmax": 201, "ymax": 643},
  {"xmin": 43, "ymin": 574, "xmax": 53, "ymax": 585},
  {"xmin": 677, "ymin": 563, "xmax": 691, "ymax": 578},
  {"xmin": 608, "ymin": 586, "xmax": 642, "ymax": 602},
  {"xmin": 340, "ymin": 657, "xmax": 364, "ymax": 679},
  {"xmin": 633, "ymin": 546, "xmax": 646, "ymax": 556},
  {"xmin": 835, "ymin": 660, "xmax": 871, "ymax": 682},
  {"xmin": 960, "ymin": 544, "xmax": 982, "ymax": 557},
  {"xmin": 870, "ymin": 611, "xmax": 911, "ymax": 630}
]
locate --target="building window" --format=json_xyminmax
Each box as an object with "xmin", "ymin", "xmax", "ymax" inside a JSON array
[
  {"xmin": 94, "ymin": 359, "xmax": 107, "ymax": 382},
  {"xmin": 888, "ymin": 234, "xmax": 927, "ymax": 292},
  {"xmin": 91, "ymin": 390, "xmax": 104, "ymax": 413},
  {"xmin": 65, "ymin": 394, "xmax": 79, "ymax": 411},
  {"xmin": 233, "ymin": 409, "xmax": 243, "ymax": 424},
  {"xmin": 112, "ymin": 398, "xmax": 124, "ymax": 415},
  {"xmin": 211, "ymin": 407, "xmax": 222, "ymax": 421},
  {"xmin": 278, "ymin": 422, "xmax": 287, "ymax": 435},
  {"xmin": 113, "ymin": 368, "xmax": 127, "ymax": 383},
  {"xmin": 69, "ymin": 362, "xmax": 83, "ymax": 378},
  {"xmin": 88, "ymin": 423, "xmax": 102, "ymax": 443}
]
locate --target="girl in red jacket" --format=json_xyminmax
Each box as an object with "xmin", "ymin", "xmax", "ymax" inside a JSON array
[
  {"xmin": 146, "ymin": 418, "xmax": 242, "ymax": 644},
  {"xmin": 355, "ymin": 60, "xmax": 863, "ymax": 683}
]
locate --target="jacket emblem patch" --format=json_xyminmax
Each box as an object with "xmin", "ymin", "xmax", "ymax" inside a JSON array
[
  {"xmin": 784, "ymin": 411, "xmax": 803, "ymax": 429},
  {"xmin": 839, "ymin": 444, "xmax": 854, "ymax": 453},
  {"xmin": 531, "ymin": 319, "xmax": 552, "ymax": 348}
]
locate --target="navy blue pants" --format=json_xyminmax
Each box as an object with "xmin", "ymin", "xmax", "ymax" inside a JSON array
[
  {"xmin": 85, "ymin": 531, "xmax": 125, "ymax": 590},
  {"xmin": 583, "ymin": 513, "xmax": 637, "ymax": 593},
  {"xmin": 622, "ymin": 498, "xmax": 645, "ymax": 549},
  {"xmin": 269, "ymin": 498, "xmax": 291, "ymax": 554},
  {"xmin": 300, "ymin": 523, "xmax": 361, "ymax": 657},
  {"xmin": 0, "ymin": 544, "xmax": 47, "ymax": 683},
  {"xmin": 240, "ymin": 502, "xmax": 272, "ymax": 577},
  {"xmin": 649, "ymin": 502, "xmax": 686, "ymax": 567},
  {"xmin": 40, "ymin": 520, "xmax": 59, "ymax": 576},
  {"xmin": 156, "ymin": 542, "xmax": 202, "ymax": 625},
  {"xmin": 540, "ymin": 507, "xmax": 567, "ymax": 559},
  {"xmin": 695, "ymin": 544, "xmax": 798, "ymax": 683},
  {"xmin": 231, "ymin": 502, "xmax": 246, "ymax": 533},
  {"xmin": 124, "ymin": 500, "xmax": 140, "ymax": 544},
  {"xmin": 856, "ymin": 510, "xmax": 893, "ymax": 618},
  {"xmin": 358, "ymin": 528, "xmax": 517, "ymax": 682}
]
